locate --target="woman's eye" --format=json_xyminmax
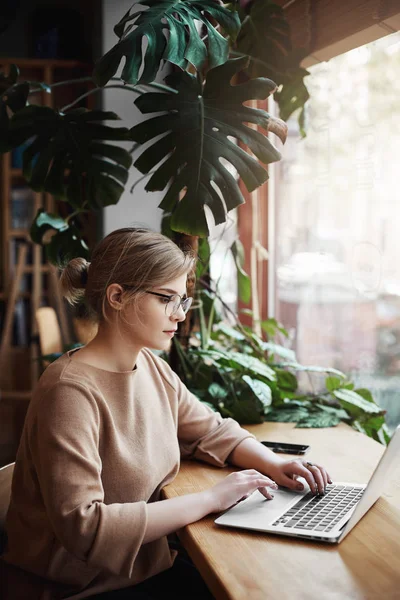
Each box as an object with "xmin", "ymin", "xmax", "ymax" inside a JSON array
[{"xmin": 160, "ymin": 297, "xmax": 170, "ymax": 304}]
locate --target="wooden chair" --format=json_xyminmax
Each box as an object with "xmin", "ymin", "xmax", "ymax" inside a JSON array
[
  {"xmin": 36, "ymin": 307, "xmax": 63, "ymax": 367},
  {"xmin": 0, "ymin": 462, "xmax": 14, "ymax": 555},
  {"xmin": 0, "ymin": 462, "xmax": 65, "ymax": 599}
]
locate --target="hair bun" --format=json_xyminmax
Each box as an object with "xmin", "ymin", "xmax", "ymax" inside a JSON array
[
  {"xmin": 80, "ymin": 262, "xmax": 90, "ymax": 286},
  {"xmin": 60, "ymin": 257, "xmax": 90, "ymax": 305}
]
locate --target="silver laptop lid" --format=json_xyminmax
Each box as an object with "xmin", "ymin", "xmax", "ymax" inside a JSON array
[{"xmin": 339, "ymin": 425, "xmax": 400, "ymax": 542}]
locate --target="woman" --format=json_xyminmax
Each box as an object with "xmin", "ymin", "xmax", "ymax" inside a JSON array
[{"xmin": 3, "ymin": 228, "xmax": 331, "ymax": 599}]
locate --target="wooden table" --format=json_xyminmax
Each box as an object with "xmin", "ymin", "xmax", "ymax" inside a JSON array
[{"xmin": 163, "ymin": 423, "xmax": 400, "ymax": 600}]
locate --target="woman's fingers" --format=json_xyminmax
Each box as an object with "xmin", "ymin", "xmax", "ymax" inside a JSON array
[
  {"xmin": 280, "ymin": 461, "xmax": 330, "ymax": 494},
  {"xmin": 235, "ymin": 472, "xmax": 277, "ymax": 503},
  {"xmin": 223, "ymin": 471, "xmax": 278, "ymax": 506},
  {"xmin": 258, "ymin": 486, "xmax": 275, "ymax": 500}
]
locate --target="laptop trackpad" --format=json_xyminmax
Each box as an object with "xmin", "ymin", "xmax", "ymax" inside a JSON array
[{"xmin": 215, "ymin": 480, "xmax": 310, "ymax": 528}]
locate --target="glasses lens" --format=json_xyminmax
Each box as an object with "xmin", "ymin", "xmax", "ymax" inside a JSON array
[
  {"xmin": 166, "ymin": 296, "xmax": 193, "ymax": 316},
  {"xmin": 166, "ymin": 295, "xmax": 180, "ymax": 317},
  {"xmin": 182, "ymin": 297, "xmax": 192, "ymax": 314}
]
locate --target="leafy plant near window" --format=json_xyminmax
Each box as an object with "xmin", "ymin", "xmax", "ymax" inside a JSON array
[
  {"xmin": 168, "ymin": 282, "xmax": 391, "ymax": 446},
  {"xmin": 2, "ymin": 1, "xmax": 388, "ymax": 443},
  {"xmin": 0, "ymin": 0, "xmax": 311, "ymax": 256}
]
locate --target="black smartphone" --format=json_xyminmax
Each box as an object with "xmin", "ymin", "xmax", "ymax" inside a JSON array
[{"xmin": 260, "ymin": 441, "xmax": 310, "ymax": 455}]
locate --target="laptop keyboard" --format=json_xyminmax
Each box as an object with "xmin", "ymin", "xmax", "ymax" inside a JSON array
[{"xmin": 271, "ymin": 484, "xmax": 364, "ymax": 533}]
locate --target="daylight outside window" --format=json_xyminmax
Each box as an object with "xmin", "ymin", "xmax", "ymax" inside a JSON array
[{"xmin": 271, "ymin": 32, "xmax": 400, "ymax": 432}]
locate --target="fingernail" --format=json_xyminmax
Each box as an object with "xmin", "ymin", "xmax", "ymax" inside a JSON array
[
  {"xmin": 297, "ymin": 483, "xmax": 304, "ymax": 490},
  {"xmin": 268, "ymin": 494, "xmax": 274, "ymax": 500},
  {"xmin": 328, "ymin": 479, "xmax": 333, "ymax": 484}
]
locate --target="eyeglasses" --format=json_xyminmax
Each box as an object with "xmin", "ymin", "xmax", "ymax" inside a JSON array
[{"xmin": 145, "ymin": 291, "xmax": 193, "ymax": 317}]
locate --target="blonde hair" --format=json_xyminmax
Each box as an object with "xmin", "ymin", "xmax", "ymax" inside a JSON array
[{"xmin": 60, "ymin": 227, "xmax": 196, "ymax": 321}]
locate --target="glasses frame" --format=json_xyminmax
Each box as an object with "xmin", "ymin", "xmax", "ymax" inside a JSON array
[{"xmin": 145, "ymin": 291, "xmax": 193, "ymax": 316}]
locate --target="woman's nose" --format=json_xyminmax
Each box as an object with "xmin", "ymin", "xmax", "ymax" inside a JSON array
[{"xmin": 171, "ymin": 305, "xmax": 186, "ymax": 322}]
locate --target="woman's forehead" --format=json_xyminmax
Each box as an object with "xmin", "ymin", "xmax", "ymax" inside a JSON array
[{"xmin": 154, "ymin": 273, "xmax": 188, "ymax": 295}]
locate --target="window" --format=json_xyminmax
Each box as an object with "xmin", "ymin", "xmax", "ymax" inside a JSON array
[{"xmin": 271, "ymin": 32, "xmax": 400, "ymax": 431}]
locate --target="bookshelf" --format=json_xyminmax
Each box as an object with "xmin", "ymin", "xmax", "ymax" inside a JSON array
[{"xmin": 0, "ymin": 58, "xmax": 97, "ymax": 463}]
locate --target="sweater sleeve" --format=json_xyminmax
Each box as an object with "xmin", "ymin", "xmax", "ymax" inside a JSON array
[
  {"xmin": 29, "ymin": 381, "xmax": 147, "ymax": 578},
  {"xmin": 155, "ymin": 357, "xmax": 255, "ymax": 467}
]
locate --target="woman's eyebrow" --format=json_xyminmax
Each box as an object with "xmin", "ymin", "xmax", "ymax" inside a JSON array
[{"xmin": 158, "ymin": 288, "xmax": 187, "ymax": 296}]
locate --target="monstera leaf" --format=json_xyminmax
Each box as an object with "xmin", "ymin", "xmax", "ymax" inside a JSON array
[
  {"xmin": 130, "ymin": 57, "xmax": 287, "ymax": 236},
  {"xmin": 30, "ymin": 209, "xmax": 89, "ymax": 264},
  {"xmin": 93, "ymin": 0, "xmax": 241, "ymax": 86},
  {"xmin": 0, "ymin": 64, "xmax": 29, "ymax": 140},
  {"xmin": 235, "ymin": 0, "xmax": 310, "ymax": 130},
  {"xmin": 5, "ymin": 106, "xmax": 132, "ymax": 209}
]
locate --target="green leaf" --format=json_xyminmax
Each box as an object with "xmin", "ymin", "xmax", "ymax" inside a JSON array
[
  {"xmin": 200, "ymin": 290, "xmax": 222, "ymax": 324},
  {"xmin": 325, "ymin": 376, "xmax": 343, "ymax": 392},
  {"xmin": 280, "ymin": 363, "xmax": 346, "ymax": 378},
  {"xmin": 45, "ymin": 225, "xmax": 89, "ymax": 265},
  {"xmin": 275, "ymin": 369, "xmax": 297, "ymax": 392},
  {"xmin": 242, "ymin": 375, "xmax": 272, "ymax": 410},
  {"xmin": 375, "ymin": 424, "xmax": 392, "ymax": 446},
  {"xmin": 274, "ymin": 63, "xmax": 310, "ymax": 125},
  {"xmin": 215, "ymin": 322, "xmax": 245, "ymax": 342},
  {"xmin": 354, "ymin": 388, "xmax": 375, "ymax": 403},
  {"xmin": 196, "ymin": 236, "xmax": 211, "ymax": 279},
  {"xmin": 208, "ymin": 383, "xmax": 228, "ymax": 400},
  {"xmin": 315, "ymin": 403, "xmax": 349, "ymax": 421},
  {"xmin": 333, "ymin": 389, "xmax": 383, "ymax": 417},
  {"xmin": 296, "ymin": 412, "xmax": 341, "ymax": 429},
  {"xmin": 130, "ymin": 58, "xmax": 286, "ymax": 236},
  {"xmin": 30, "ymin": 209, "xmax": 89, "ymax": 264},
  {"xmin": 0, "ymin": 65, "xmax": 30, "ymax": 151},
  {"xmin": 7, "ymin": 106, "xmax": 132, "ymax": 209},
  {"xmin": 231, "ymin": 239, "xmax": 251, "ymax": 304},
  {"xmin": 3, "ymin": 81, "xmax": 30, "ymax": 113},
  {"xmin": 227, "ymin": 351, "xmax": 276, "ymax": 381},
  {"xmin": 195, "ymin": 348, "xmax": 276, "ymax": 381},
  {"xmin": 265, "ymin": 406, "xmax": 308, "ymax": 423},
  {"xmin": 261, "ymin": 317, "xmax": 288, "ymax": 339},
  {"xmin": 235, "ymin": 0, "xmax": 311, "ymax": 127},
  {"xmin": 359, "ymin": 415, "xmax": 386, "ymax": 441},
  {"xmin": 93, "ymin": 0, "xmax": 241, "ymax": 86},
  {"xmin": 261, "ymin": 342, "xmax": 296, "ymax": 362},
  {"xmin": 30, "ymin": 209, "xmax": 68, "ymax": 244}
]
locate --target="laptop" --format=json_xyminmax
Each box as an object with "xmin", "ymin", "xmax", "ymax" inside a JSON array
[{"xmin": 215, "ymin": 425, "xmax": 400, "ymax": 543}]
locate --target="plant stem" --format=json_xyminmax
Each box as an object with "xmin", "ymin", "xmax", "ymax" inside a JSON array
[
  {"xmin": 198, "ymin": 295, "xmax": 208, "ymax": 349},
  {"xmin": 30, "ymin": 76, "xmax": 177, "ymax": 96},
  {"xmin": 140, "ymin": 81, "xmax": 178, "ymax": 94},
  {"xmin": 199, "ymin": 278, "xmax": 260, "ymax": 354},
  {"xmin": 65, "ymin": 204, "xmax": 89, "ymax": 224},
  {"xmin": 172, "ymin": 337, "xmax": 192, "ymax": 381},
  {"xmin": 29, "ymin": 76, "xmax": 95, "ymax": 94},
  {"xmin": 60, "ymin": 84, "xmax": 144, "ymax": 112},
  {"xmin": 229, "ymin": 49, "xmax": 287, "ymax": 79}
]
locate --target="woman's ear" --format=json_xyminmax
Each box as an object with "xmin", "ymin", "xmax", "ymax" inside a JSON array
[{"xmin": 106, "ymin": 283, "xmax": 125, "ymax": 311}]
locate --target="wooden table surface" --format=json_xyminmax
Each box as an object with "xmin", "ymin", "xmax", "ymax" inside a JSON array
[{"xmin": 163, "ymin": 423, "xmax": 400, "ymax": 600}]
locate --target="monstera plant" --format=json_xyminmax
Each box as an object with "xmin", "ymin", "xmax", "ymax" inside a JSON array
[
  {"xmin": 0, "ymin": 0, "xmax": 312, "ymax": 257},
  {"xmin": 1, "ymin": 1, "xmax": 390, "ymax": 442}
]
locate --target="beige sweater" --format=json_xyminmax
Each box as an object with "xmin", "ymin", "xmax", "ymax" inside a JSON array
[{"xmin": 3, "ymin": 348, "xmax": 254, "ymax": 599}]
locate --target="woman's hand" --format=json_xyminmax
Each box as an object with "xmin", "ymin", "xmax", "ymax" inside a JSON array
[
  {"xmin": 268, "ymin": 458, "xmax": 332, "ymax": 495},
  {"xmin": 206, "ymin": 469, "xmax": 279, "ymax": 513}
]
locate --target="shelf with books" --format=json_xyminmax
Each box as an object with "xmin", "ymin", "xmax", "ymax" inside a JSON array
[{"xmin": 0, "ymin": 57, "xmax": 97, "ymax": 396}]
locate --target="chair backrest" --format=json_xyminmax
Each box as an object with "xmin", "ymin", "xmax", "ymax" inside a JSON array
[
  {"xmin": 36, "ymin": 306, "xmax": 63, "ymax": 360},
  {"xmin": 0, "ymin": 463, "xmax": 14, "ymax": 554}
]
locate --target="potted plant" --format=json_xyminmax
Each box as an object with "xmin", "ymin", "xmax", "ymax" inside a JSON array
[{"xmin": 0, "ymin": 1, "xmax": 390, "ymax": 442}]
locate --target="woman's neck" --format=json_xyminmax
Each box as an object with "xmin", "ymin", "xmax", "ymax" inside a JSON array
[{"xmin": 72, "ymin": 323, "xmax": 140, "ymax": 372}]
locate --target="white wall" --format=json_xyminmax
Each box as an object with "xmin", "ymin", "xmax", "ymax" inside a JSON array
[{"xmin": 101, "ymin": 0, "xmax": 165, "ymax": 235}]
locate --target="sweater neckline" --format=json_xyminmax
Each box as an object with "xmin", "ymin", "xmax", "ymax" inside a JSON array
[{"xmin": 67, "ymin": 348, "xmax": 139, "ymax": 375}]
